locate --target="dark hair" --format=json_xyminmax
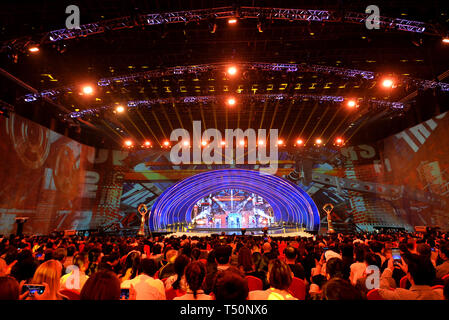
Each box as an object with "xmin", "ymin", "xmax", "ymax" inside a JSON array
[
  {"xmin": 139, "ymin": 258, "xmax": 158, "ymax": 277},
  {"xmin": 284, "ymin": 246, "xmax": 297, "ymax": 260},
  {"xmin": 0, "ymin": 276, "xmax": 19, "ymax": 300},
  {"xmin": 184, "ymin": 261, "xmax": 206, "ymax": 299},
  {"xmin": 326, "ymin": 257, "xmax": 344, "ymax": 279},
  {"xmin": 322, "ymin": 278, "xmax": 363, "ymax": 300},
  {"xmin": 122, "ymin": 251, "xmax": 141, "ymax": 279},
  {"xmin": 237, "ymin": 247, "xmax": 253, "ymax": 272},
  {"xmin": 191, "ymin": 248, "xmax": 201, "ymax": 261},
  {"xmin": 215, "ymin": 245, "xmax": 232, "ymax": 265},
  {"xmin": 407, "ymin": 255, "xmax": 436, "ymax": 286},
  {"xmin": 354, "ymin": 246, "xmax": 365, "ymax": 263},
  {"xmin": 173, "ymin": 255, "xmax": 190, "ymax": 290},
  {"xmin": 73, "ymin": 252, "xmax": 87, "ymax": 270},
  {"xmin": 268, "ymin": 259, "xmax": 292, "ymax": 290},
  {"xmin": 213, "ymin": 268, "xmax": 248, "ymax": 301},
  {"xmin": 365, "ymin": 252, "xmax": 381, "ymax": 270},
  {"xmin": 80, "ymin": 270, "xmax": 121, "ymax": 300}
]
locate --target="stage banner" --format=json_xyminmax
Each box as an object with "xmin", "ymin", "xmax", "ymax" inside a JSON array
[
  {"xmin": 380, "ymin": 111, "xmax": 449, "ymax": 230},
  {"xmin": 0, "ymin": 113, "xmax": 97, "ymax": 235}
]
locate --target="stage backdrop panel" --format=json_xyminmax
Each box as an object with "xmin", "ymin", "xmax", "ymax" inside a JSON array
[{"xmin": 0, "ymin": 113, "xmax": 98, "ymax": 235}]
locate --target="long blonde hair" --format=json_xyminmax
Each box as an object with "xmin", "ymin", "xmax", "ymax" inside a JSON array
[{"xmin": 31, "ymin": 260, "xmax": 63, "ymax": 300}]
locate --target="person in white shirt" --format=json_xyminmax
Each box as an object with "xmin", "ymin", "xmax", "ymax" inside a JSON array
[
  {"xmin": 121, "ymin": 258, "xmax": 166, "ymax": 300},
  {"xmin": 349, "ymin": 246, "xmax": 366, "ymax": 285}
]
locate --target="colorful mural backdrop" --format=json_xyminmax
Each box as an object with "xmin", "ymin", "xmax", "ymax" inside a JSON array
[{"xmin": 1, "ymin": 112, "xmax": 448, "ymax": 235}]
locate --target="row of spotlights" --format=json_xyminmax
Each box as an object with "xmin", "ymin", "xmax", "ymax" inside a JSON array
[{"xmin": 124, "ymin": 137, "xmax": 344, "ymax": 148}]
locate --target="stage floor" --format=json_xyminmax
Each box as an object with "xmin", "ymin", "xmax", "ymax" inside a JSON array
[{"xmin": 166, "ymin": 229, "xmax": 314, "ymax": 238}]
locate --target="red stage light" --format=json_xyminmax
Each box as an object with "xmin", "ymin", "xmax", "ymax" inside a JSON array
[
  {"xmin": 144, "ymin": 141, "xmax": 151, "ymax": 147},
  {"xmin": 442, "ymin": 38, "xmax": 449, "ymax": 44},
  {"xmin": 227, "ymin": 66, "xmax": 238, "ymax": 76},
  {"xmin": 315, "ymin": 138, "xmax": 322, "ymax": 145},
  {"xmin": 163, "ymin": 141, "xmax": 170, "ymax": 147},
  {"xmin": 296, "ymin": 139, "xmax": 304, "ymax": 146},
  {"xmin": 220, "ymin": 141, "xmax": 226, "ymax": 146},
  {"xmin": 347, "ymin": 100, "xmax": 357, "ymax": 108},
  {"xmin": 116, "ymin": 105, "xmax": 125, "ymax": 113},
  {"xmin": 28, "ymin": 46, "xmax": 39, "ymax": 53},
  {"xmin": 227, "ymin": 97, "xmax": 236, "ymax": 106},
  {"xmin": 228, "ymin": 18, "xmax": 237, "ymax": 24},
  {"xmin": 82, "ymin": 85, "xmax": 94, "ymax": 95},
  {"xmin": 277, "ymin": 139, "xmax": 284, "ymax": 146},
  {"xmin": 239, "ymin": 140, "xmax": 245, "ymax": 146},
  {"xmin": 183, "ymin": 141, "xmax": 190, "ymax": 147},
  {"xmin": 335, "ymin": 138, "xmax": 344, "ymax": 145},
  {"xmin": 382, "ymin": 78, "xmax": 394, "ymax": 89},
  {"xmin": 258, "ymin": 140, "xmax": 264, "ymax": 146},
  {"xmin": 124, "ymin": 140, "xmax": 133, "ymax": 147},
  {"xmin": 201, "ymin": 141, "xmax": 208, "ymax": 146}
]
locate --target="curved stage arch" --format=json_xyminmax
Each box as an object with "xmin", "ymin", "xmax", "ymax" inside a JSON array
[{"xmin": 149, "ymin": 169, "xmax": 320, "ymax": 232}]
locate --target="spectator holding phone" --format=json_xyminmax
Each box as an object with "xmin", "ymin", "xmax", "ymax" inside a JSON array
[
  {"xmin": 378, "ymin": 255, "xmax": 443, "ymax": 300},
  {"xmin": 24, "ymin": 260, "xmax": 63, "ymax": 300}
]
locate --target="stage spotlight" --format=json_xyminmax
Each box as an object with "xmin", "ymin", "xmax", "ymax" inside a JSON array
[
  {"xmin": 381, "ymin": 78, "xmax": 394, "ymax": 89},
  {"xmin": 239, "ymin": 140, "xmax": 245, "ymax": 146},
  {"xmin": 220, "ymin": 141, "xmax": 226, "ymax": 146},
  {"xmin": 227, "ymin": 97, "xmax": 236, "ymax": 106},
  {"xmin": 258, "ymin": 140, "xmax": 264, "ymax": 146},
  {"xmin": 315, "ymin": 138, "xmax": 322, "ymax": 145},
  {"xmin": 227, "ymin": 66, "xmax": 238, "ymax": 76},
  {"xmin": 124, "ymin": 139, "xmax": 133, "ymax": 147},
  {"xmin": 144, "ymin": 141, "xmax": 152, "ymax": 147},
  {"xmin": 442, "ymin": 37, "xmax": 449, "ymax": 44},
  {"xmin": 183, "ymin": 141, "xmax": 190, "ymax": 147},
  {"xmin": 346, "ymin": 99, "xmax": 357, "ymax": 108},
  {"xmin": 82, "ymin": 85, "xmax": 94, "ymax": 95},
  {"xmin": 277, "ymin": 139, "xmax": 284, "ymax": 146},
  {"xmin": 335, "ymin": 137, "xmax": 344, "ymax": 146},
  {"xmin": 295, "ymin": 139, "xmax": 304, "ymax": 146},
  {"xmin": 28, "ymin": 45, "xmax": 40, "ymax": 53},
  {"xmin": 163, "ymin": 140, "xmax": 171, "ymax": 148},
  {"xmin": 228, "ymin": 18, "xmax": 238, "ymax": 24},
  {"xmin": 201, "ymin": 140, "xmax": 208, "ymax": 146},
  {"xmin": 116, "ymin": 105, "xmax": 125, "ymax": 113}
]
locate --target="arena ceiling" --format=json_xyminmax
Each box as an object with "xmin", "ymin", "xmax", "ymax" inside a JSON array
[{"xmin": 1, "ymin": 0, "xmax": 449, "ymax": 149}]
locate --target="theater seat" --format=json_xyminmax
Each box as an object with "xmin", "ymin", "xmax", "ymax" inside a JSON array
[
  {"xmin": 246, "ymin": 276, "xmax": 263, "ymax": 291},
  {"xmin": 59, "ymin": 289, "xmax": 80, "ymax": 300},
  {"xmin": 366, "ymin": 289, "xmax": 384, "ymax": 300},
  {"xmin": 288, "ymin": 277, "xmax": 306, "ymax": 300},
  {"xmin": 431, "ymin": 285, "xmax": 444, "ymax": 290}
]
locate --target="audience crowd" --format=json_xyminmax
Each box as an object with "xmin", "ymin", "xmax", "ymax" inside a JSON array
[{"xmin": 1, "ymin": 230, "xmax": 448, "ymax": 300}]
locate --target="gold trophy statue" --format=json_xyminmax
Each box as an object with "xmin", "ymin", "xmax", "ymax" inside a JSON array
[
  {"xmin": 322, "ymin": 203, "xmax": 335, "ymax": 234},
  {"xmin": 137, "ymin": 203, "xmax": 148, "ymax": 236}
]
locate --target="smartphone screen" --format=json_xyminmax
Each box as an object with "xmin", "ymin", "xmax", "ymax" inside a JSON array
[
  {"xmin": 391, "ymin": 248, "xmax": 401, "ymax": 262},
  {"xmin": 120, "ymin": 288, "xmax": 130, "ymax": 300},
  {"xmin": 22, "ymin": 284, "xmax": 45, "ymax": 295}
]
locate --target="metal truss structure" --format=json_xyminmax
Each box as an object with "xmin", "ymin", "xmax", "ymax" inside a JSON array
[
  {"xmin": 65, "ymin": 93, "xmax": 404, "ymax": 119},
  {"xmin": 22, "ymin": 62, "xmax": 449, "ymax": 103},
  {"xmin": 2, "ymin": 6, "xmax": 445, "ymax": 52},
  {"xmin": 44, "ymin": 7, "xmax": 440, "ymax": 42}
]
